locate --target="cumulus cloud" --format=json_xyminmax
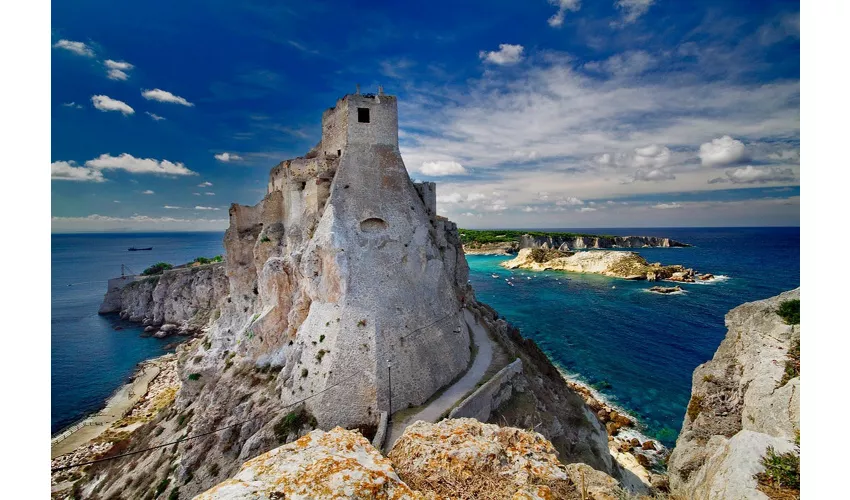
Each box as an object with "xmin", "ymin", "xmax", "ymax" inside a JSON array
[
  {"xmin": 699, "ymin": 135, "xmax": 747, "ymax": 167},
  {"xmin": 723, "ymin": 166, "xmax": 797, "ymax": 184},
  {"xmin": 142, "ymin": 190, "xmax": 154, "ymax": 194},
  {"xmin": 479, "ymin": 44, "xmax": 524, "ymax": 65},
  {"xmin": 437, "ymin": 192, "xmax": 486, "ymax": 204},
  {"xmin": 631, "ymin": 144, "xmax": 671, "ymax": 168},
  {"xmin": 194, "ymin": 206, "xmax": 220, "ymax": 211},
  {"xmin": 556, "ymin": 196, "xmax": 584, "ymax": 206},
  {"xmin": 104, "ymin": 60, "xmax": 134, "ymax": 80},
  {"xmin": 145, "ymin": 112, "xmax": 166, "ymax": 121},
  {"xmin": 614, "ymin": 0, "xmax": 655, "ymax": 25},
  {"xmin": 214, "ymin": 152, "xmax": 243, "ymax": 162},
  {"xmin": 51, "ymin": 161, "xmax": 105, "ymax": 182},
  {"xmin": 633, "ymin": 168, "xmax": 675, "ymax": 182},
  {"xmin": 53, "ymin": 39, "xmax": 94, "ymax": 57},
  {"xmin": 85, "ymin": 153, "xmax": 197, "ymax": 176},
  {"xmin": 547, "ymin": 0, "xmax": 581, "ymax": 28},
  {"xmin": 198, "ymin": 181, "xmax": 213, "ymax": 187},
  {"xmin": 142, "ymin": 89, "xmax": 194, "ymax": 106},
  {"xmin": 91, "ymin": 95, "xmax": 134, "ymax": 115},
  {"xmin": 420, "ymin": 160, "xmax": 467, "ymax": 176}
]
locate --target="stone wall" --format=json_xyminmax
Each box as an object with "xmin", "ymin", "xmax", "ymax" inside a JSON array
[{"xmin": 449, "ymin": 358, "xmax": 523, "ymax": 422}]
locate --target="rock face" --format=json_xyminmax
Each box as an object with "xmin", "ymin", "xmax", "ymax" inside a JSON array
[
  {"xmin": 502, "ymin": 247, "xmax": 696, "ymax": 281},
  {"xmin": 99, "ymin": 263, "xmax": 228, "ymax": 333},
  {"xmin": 194, "ymin": 426, "xmax": 423, "ymax": 499},
  {"xmin": 667, "ymin": 289, "xmax": 800, "ymax": 499},
  {"xmin": 519, "ymin": 233, "xmax": 689, "ymax": 251}
]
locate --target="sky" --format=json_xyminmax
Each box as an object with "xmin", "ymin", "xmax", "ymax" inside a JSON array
[{"xmin": 51, "ymin": 0, "xmax": 800, "ymax": 232}]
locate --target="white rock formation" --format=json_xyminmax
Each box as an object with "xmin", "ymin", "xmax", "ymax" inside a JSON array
[
  {"xmin": 501, "ymin": 247, "xmax": 694, "ymax": 281},
  {"xmin": 667, "ymin": 288, "xmax": 800, "ymax": 499}
]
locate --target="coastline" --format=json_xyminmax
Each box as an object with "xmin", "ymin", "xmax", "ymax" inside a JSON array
[{"xmin": 51, "ymin": 350, "xmax": 182, "ymax": 491}]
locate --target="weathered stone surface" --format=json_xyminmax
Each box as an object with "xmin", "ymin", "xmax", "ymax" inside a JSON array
[
  {"xmin": 667, "ymin": 288, "xmax": 801, "ymax": 498},
  {"xmin": 194, "ymin": 427, "xmax": 424, "ymax": 500},
  {"xmin": 388, "ymin": 418, "xmax": 605, "ymax": 499}
]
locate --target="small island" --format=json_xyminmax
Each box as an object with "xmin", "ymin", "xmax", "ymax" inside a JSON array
[
  {"xmin": 502, "ymin": 248, "xmax": 714, "ymax": 282},
  {"xmin": 461, "ymin": 229, "xmax": 690, "ymax": 255}
]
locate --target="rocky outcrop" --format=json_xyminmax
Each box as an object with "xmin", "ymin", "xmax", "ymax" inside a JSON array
[
  {"xmin": 389, "ymin": 418, "xmax": 622, "ymax": 499},
  {"xmin": 502, "ymin": 247, "xmax": 698, "ymax": 281},
  {"xmin": 194, "ymin": 426, "xmax": 422, "ymax": 499},
  {"xmin": 462, "ymin": 241, "xmax": 519, "ymax": 255},
  {"xmin": 99, "ymin": 263, "xmax": 228, "ymax": 334},
  {"xmin": 519, "ymin": 233, "xmax": 689, "ymax": 251},
  {"xmin": 667, "ymin": 289, "xmax": 800, "ymax": 499}
]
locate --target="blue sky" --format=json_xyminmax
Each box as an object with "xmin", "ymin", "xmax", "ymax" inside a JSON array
[{"xmin": 51, "ymin": 0, "xmax": 800, "ymax": 231}]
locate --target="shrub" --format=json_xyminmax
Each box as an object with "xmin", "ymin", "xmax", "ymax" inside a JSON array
[
  {"xmin": 319, "ymin": 334, "xmax": 325, "ymax": 343},
  {"xmin": 756, "ymin": 446, "xmax": 800, "ymax": 491},
  {"xmin": 187, "ymin": 373, "xmax": 201, "ymax": 381},
  {"xmin": 315, "ymin": 349, "xmax": 326, "ymax": 362},
  {"xmin": 168, "ymin": 488, "xmax": 179, "ymax": 500},
  {"xmin": 260, "ymin": 235, "xmax": 271, "ymax": 243},
  {"xmin": 301, "ymin": 368, "xmax": 308, "ymax": 378},
  {"xmin": 273, "ymin": 409, "xmax": 315, "ymax": 443},
  {"xmin": 154, "ymin": 478, "xmax": 170, "ymax": 497},
  {"xmin": 193, "ymin": 257, "xmax": 212, "ymax": 265},
  {"xmin": 687, "ymin": 394, "xmax": 704, "ymax": 421},
  {"xmin": 142, "ymin": 262, "xmax": 173, "ymax": 276},
  {"xmin": 777, "ymin": 299, "xmax": 800, "ymax": 325},
  {"xmin": 357, "ymin": 319, "xmax": 367, "ymax": 327},
  {"xmin": 779, "ymin": 338, "xmax": 800, "ymax": 386}
]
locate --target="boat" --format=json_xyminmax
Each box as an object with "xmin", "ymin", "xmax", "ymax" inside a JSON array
[
  {"xmin": 491, "ymin": 273, "xmax": 499, "ymax": 278},
  {"xmin": 128, "ymin": 247, "xmax": 153, "ymax": 251}
]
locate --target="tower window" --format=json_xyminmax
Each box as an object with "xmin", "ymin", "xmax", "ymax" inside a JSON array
[{"xmin": 357, "ymin": 107, "xmax": 370, "ymax": 123}]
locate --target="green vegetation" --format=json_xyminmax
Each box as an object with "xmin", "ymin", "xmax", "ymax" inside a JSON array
[
  {"xmin": 687, "ymin": 394, "xmax": 705, "ymax": 421},
  {"xmin": 301, "ymin": 368, "xmax": 308, "ymax": 378},
  {"xmin": 319, "ymin": 334, "xmax": 325, "ymax": 343},
  {"xmin": 260, "ymin": 235, "xmax": 271, "ymax": 243},
  {"xmin": 168, "ymin": 488, "xmax": 179, "ymax": 500},
  {"xmin": 777, "ymin": 299, "xmax": 800, "ymax": 325},
  {"xmin": 192, "ymin": 255, "xmax": 223, "ymax": 265},
  {"xmin": 459, "ymin": 228, "xmax": 614, "ymax": 245},
  {"xmin": 187, "ymin": 373, "xmax": 201, "ymax": 381},
  {"xmin": 315, "ymin": 349, "xmax": 327, "ymax": 362},
  {"xmin": 756, "ymin": 446, "xmax": 800, "ymax": 491},
  {"xmin": 142, "ymin": 262, "xmax": 173, "ymax": 276},
  {"xmin": 779, "ymin": 338, "xmax": 800, "ymax": 387},
  {"xmin": 357, "ymin": 319, "xmax": 367, "ymax": 327},
  {"xmin": 154, "ymin": 478, "xmax": 170, "ymax": 497},
  {"xmin": 273, "ymin": 409, "xmax": 318, "ymax": 443}
]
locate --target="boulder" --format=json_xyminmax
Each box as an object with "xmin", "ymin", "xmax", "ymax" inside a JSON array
[
  {"xmin": 159, "ymin": 323, "xmax": 179, "ymax": 333},
  {"xmin": 642, "ymin": 440, "xmax": 657, "ymax": 451},
  {"xmin": 143, "ymin": 326, "xmax": 157, "ymax": 333}
]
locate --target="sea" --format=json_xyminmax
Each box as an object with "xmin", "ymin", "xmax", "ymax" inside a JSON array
[{"xmin": 51, "ymin": 227, "xmax": 799, "ymax": 446}]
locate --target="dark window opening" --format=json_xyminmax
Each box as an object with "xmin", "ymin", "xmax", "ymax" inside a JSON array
[
  {"xmin": 337, "ymin": 149, "xmax": 341, "ymax": 156},
  {"xmin": 357, "ymin": 107, "xmax": 370, "ymax": 123}
]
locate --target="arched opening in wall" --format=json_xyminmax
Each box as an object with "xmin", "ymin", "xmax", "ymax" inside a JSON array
[{"xmin": 360, "ymin": 218, "xmax": 388, "ymax": 232}]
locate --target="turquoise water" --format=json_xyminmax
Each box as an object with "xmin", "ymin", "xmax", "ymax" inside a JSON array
[
  {"xmin": 467, "ymin": 227, "xmax": 799, "ymax": 445},
  {"xmin": 52, "ymin": 228, "xmax": 799, "ymax": 446}
]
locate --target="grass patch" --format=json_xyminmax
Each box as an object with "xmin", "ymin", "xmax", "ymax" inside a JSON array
[
  {"xmin": 755, "ymin": 446, "xmax": 800, "ymax": 495},
  {"xmin": 142, "ymin": 262, "xmax": 173, "ymax": 276},
  {"xmin": 777, "ymin": 299, "xmax": 800, "ymax": 325},
  {"xmin": 779, "ymin": 338, "xmax": 800, "ymax": 387},
  {"xmin": 687, "ymin": 394, "xmax": 705, "ymax": 421}
]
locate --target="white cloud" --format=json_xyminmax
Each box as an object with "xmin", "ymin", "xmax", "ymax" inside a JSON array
[
  {"xmin": 204, "ymin": 192, "xmax": 215, "ymax": 196},
  {"xmin": 555, "ymin": 196, "xmax": 584, "ymax": 206},
  {"xmin": 53, "ymin": 39, "xmax": 94, "ymax": 57},
  {"xmin": 198, "ymin": 181, "xmax": 213, "ymax": 187},
  {"xmin": 62, "ymin": 102, "xmax": 83, "ymax": 109},
  {"xmin": 107, "ymin": 69, "xmax": 130, "ymax": 81},
  {"xmin": 145, "ymin": 112, "xmax": 166, "ymax": 121},
  {"xmin": 104, "ymin": 60, "xmax": 134, "ymax": 81},
  {"xmin": 194, "ymin": 206, "xmax": 220, "ymax": 211},
  {"xmin": 631, "ymin": 144, "xmax": 671, "ymax": 168},
  {"xmin": 699, "ymin": 136, "xmax": 747, "ymax": 166},
  {"xmin": 193, "ymin": 192, "xmax": 201, "ymax": 196},
  {"xmin": 479, "ymin": 44, "xmax": 524, "ymax": 65},
  {"xmin": 633, "ymin": 168, "xmax": 675, "ymax": 182},
  {"xmin": 584, "ymin": 51, "xmax": 655, "ymax": 76},
  {"xmin": 85, "ymin": 153, "xmax": 197, "ymax": 176},
  {"xmin": 652, "ymin": 202, "xmax": 683, "ymax": 209},
  {"xmin": 164, "ymin": 205, "xmax": 181, "ymax": 209},
  {"xmin": 614, "ymin": 0, "xmax": 655, "ymax": 25},
  {"xmin": 51, "ymin": 214, "xmax": 228, "ymax": 233},
  {"xmin": 51, "ymin": 161, "xmax": 105, "ymax": 182},
  {"xmin": 142, "ymin": 190, "xmax": 155, "ymax": 195},
  {"xmin": 723, "ymin": 166, "xmax": 797, "ymax": 184},
  {"xmin": 420, "ymin": 160, "xmax": 468, "ymax": 176},
  {"xmin": 142, "ymin": 89, "xmax": 194, "ymax": 106},
  {"xmin": 578, "ymin": 207, "xmax": 597, "ymax": 212},
  {"xmin": 547, "ymin": 0, "xmax": 581, "ymax": 28},
  {"xmin": 767, "ymin": 149, "xmax": 800, "ymax": 163},
  {"xmin": 91, "ymin": 95, "xmax": 134, "ymax": 115},
  {"xmin": 214, "ymin": 152, "xmax": 243, "ymax": 162},
  {"xmin": 437, "ymin": 192, "xmax": 486, "ymax": 204}
]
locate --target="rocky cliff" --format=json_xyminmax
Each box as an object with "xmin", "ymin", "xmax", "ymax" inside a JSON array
[
  {"xmin": 667, "ymin": 289, "xmax": 800, "ymax": 499},
  {"xmin": 502, "ymin": 247, "xmax": 706, "ymax": 282},
  {"xmin": 519, "ymin": 233, "xmax": 689, "ymax": 251},
  {"xmin": 99, "ymin": 263, "xmax": 228, "ymax": 335}
]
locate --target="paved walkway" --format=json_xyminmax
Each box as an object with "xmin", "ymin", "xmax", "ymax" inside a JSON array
[
  {"xmin": 385, "ymin": 308, "xmax": 493, "ymax": 450},
  {"xmin": 51, "ymin": 365, "xmax": 161, "ymax": 459}
]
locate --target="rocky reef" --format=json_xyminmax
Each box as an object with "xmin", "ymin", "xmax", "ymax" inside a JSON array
[
  {"xmin": 667, "ymin": 288, "xmax": 800, "ymax": 499},
  {"xmin": 197, "ymin": 419, "xmax": 626, "ymax": 500},
  {"xmin": 501, "ymin": 247, "xmax": 703, "ymax": 281},
  {"xmin": 460, "ymin": 229, "xmax": 689, "ymax": 255}
]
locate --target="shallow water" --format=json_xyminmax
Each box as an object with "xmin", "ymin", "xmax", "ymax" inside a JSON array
[{"xmin": 466, "ymin": 227, "xmax": 799, "ymax": 445}]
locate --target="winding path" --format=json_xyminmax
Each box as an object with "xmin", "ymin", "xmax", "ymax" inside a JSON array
[{"xmin": 385, "ymin": 308, "xmax": 493, "ymax": 450}]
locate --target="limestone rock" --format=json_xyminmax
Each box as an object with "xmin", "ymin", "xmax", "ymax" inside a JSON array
[
  {"xmin": 194, "ymin": 427, "xmax": 423, "ymax": 499},
  {"xmin": 667, "ymin": 289, "xmax": 801, "ymax": 498},
  {"xmin": 501, "ymin": 248, "xmax": 697, "ymax": 281}
]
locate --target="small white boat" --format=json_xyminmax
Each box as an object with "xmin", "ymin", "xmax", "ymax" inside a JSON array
[
  {"xmin": 491, "ymin": 274, "xmax": 499, "ymax": 278},
  {"xmin": 507, "ymin": 281, "xmax": 514, "ymax": 287}
]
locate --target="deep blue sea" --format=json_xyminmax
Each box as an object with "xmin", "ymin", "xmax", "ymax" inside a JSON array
[
  {"xmin": 51, "ymin": 232, "xmax": 225, "ymax": 434},
  {"xmin": 52, "ymin": 228, "xmax": 799, "ymax": 446},
  {"xmin": 467, "ymin": 227, "xmax": 799, "ymax": 446}
]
